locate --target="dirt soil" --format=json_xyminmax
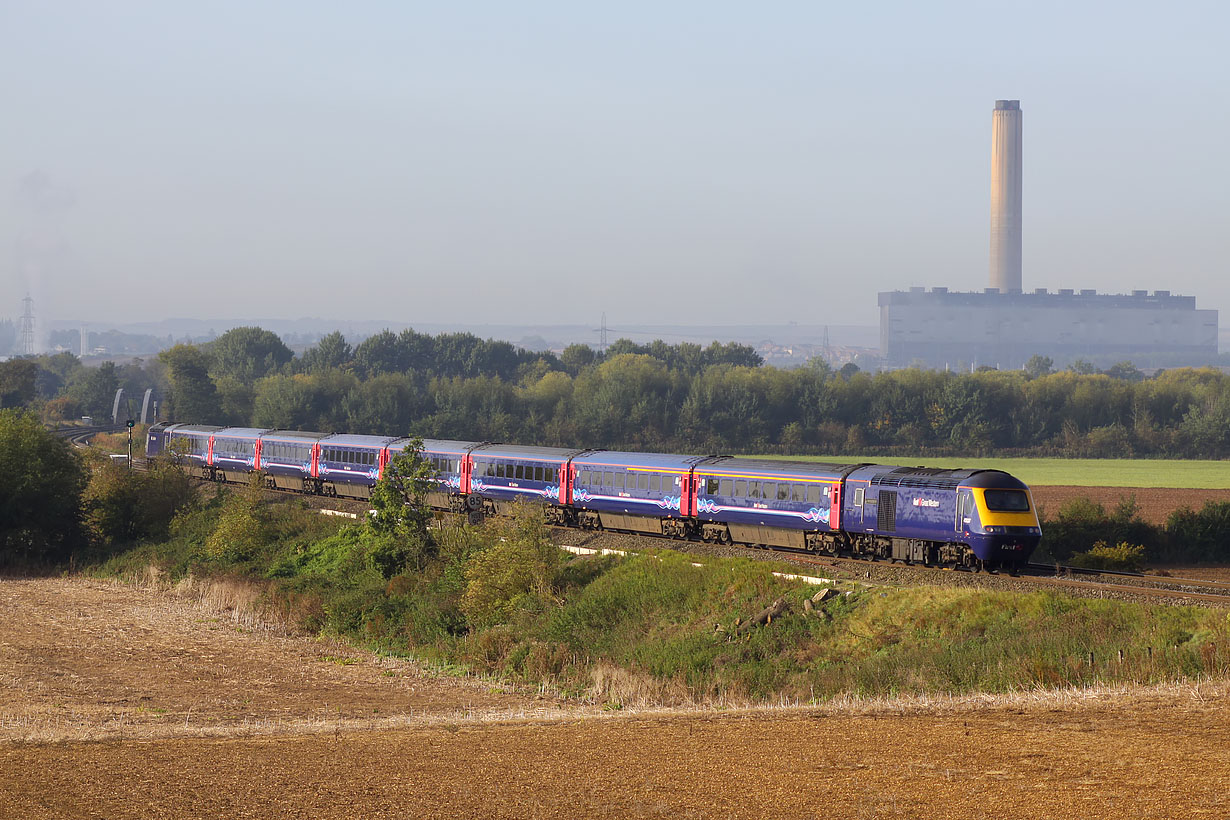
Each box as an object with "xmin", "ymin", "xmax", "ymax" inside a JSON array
[
  {"xmin": 5, "ymin": 578, "xmax": 1230, "ymax": 819},
  {"xmin": 1030, "ymin": 485, "xmax": 1230, "ymax": 525}
]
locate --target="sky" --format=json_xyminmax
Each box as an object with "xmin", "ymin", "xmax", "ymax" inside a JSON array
[{"xmin": 2, "ymin": 1, "xmax": 1228, "ymax": 331}]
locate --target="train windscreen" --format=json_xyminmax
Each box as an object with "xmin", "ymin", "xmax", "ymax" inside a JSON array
[{"xmin": 983, "ymin": 489, "xmax": 1030, "ymax": 512}]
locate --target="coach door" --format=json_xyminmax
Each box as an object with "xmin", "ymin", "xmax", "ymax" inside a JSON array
[{"xmin": 956, "ymin": 489, "xmax": 974, "ymax": 535}]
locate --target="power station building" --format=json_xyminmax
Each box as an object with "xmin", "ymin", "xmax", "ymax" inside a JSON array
[
  {"xmin": 880, "ymin": 287, "xmax": 1218, "ymax": 369},
  {"xmin": 879, "ymin": 100, "xmax": 1220, "ymax": 370}
]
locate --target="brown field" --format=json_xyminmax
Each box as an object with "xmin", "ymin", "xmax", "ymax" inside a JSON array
[
  {"xmin": 1030, "ymin": 485, "xmax": 1230, "ymax": 525},
  {"xmin": 5, "ymin": 578, "xmax": 1230, "ymax": 819}
]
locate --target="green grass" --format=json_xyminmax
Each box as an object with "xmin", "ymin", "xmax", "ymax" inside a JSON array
[{"xmin": 749, "ymin": 455, "xmax": 1230, "ymax": 488}]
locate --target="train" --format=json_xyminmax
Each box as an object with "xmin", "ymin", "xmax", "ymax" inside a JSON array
[{"xmin": 146, "ymin": 422, "xmax": 1043, "ymax": 569}]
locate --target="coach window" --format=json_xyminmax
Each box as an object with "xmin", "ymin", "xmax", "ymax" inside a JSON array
[
  {"xmin": 512, "ymin": 465, "xmax": 521, "ymax": 480},
  {"xmin": 806, "ymin": 485, "xmax": 821, "ymax": 504},
  {"xmin": 706, "ymin": 478, "xmax": 719, "ymax": 495},
  {"xmin": 779, "ymin": 485, "xmax": 791, "ymax": 501},
  {"xmin": 762, "ymin": 482, "xmax": 775, "ymax": 500},
  {"xmin": 719, "ymin": 479, "xmax": 733, "ymax": 496},
  {"xmin": 545, "ymin": 467, "xmax": 555, "ymax": 483},
  {"xmin": 733, "ymin": 479, "xmax": 746, "ymax": 497},
  {"xmin": 748, "ymin": 481, "xmax": 761, "ymax": 499}
]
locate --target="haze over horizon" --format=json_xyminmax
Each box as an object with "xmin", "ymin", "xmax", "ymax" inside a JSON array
[{"xmin": 3, "ymin": 2, "xmax": 1227, "ymax": 332}]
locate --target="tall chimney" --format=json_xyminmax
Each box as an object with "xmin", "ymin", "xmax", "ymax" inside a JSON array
[{"xmin": 989, "ymin": 99, "xmax": 1023, "ymax": 292}]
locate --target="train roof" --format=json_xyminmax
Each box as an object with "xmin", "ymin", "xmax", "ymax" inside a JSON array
[
  {"xmin": 471, "ymin": 444, "xmax": 590, "ymax": 461},
  {"xmin": 851, "ymin": 464, "xmax": 1030, "ymax": 491},
  {"xmin": 319, "ymin": 434, "xmax": 398, "ymax": 448},
  {"xmin": 213, "ymin": 427, "xmax": 271, "ymax": 439},
  {"xmin": 699, "ymin": 457, "xmax": 863, "ymax": 481},
  {"xmin": 260, "ymin": 429, "xmax": 329, "ymax": 442},
  {"xmin": 165, "ymin": 424, "xmax": 224, "ymax": 436},
  {"xmin": 571, "ymin": 450, "xmax": 708, "ymax": 472},
  {"xmin": 391, "ymin": 438, "xmax": 484, "ymax": 455}
]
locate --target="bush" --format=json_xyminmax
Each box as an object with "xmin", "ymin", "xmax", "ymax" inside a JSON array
[
  {"xmin": 1162, "ymin": 502, "xmax": 1230, "ymax": 563},
  {"xmin": 460, "ymin": 505, "xmax": 560, "ymax": 628},
  {"xmin": 1068, "ymin": 541, "xmax": 1147, "ymax": 572}
]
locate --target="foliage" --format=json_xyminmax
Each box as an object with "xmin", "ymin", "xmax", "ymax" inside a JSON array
[
  {"xmin": 460, "ymin": 505, "xmax": 561, "ymax": 628},
  {"xmin": 0, "ymin": 409, "xmax": 88, "ymax": 564},
  {"xmin": 1162, "ymin": 502, "xmax": 1230, "ymax": 563},
  {"xmin": 1040, "ymin": 496, "xmax": 1158, "ymax": 562},
  {"xmin": 158, "ymin": 344, "xmax": 222, "ymax": 423},
  {"xmin": 366, "ymin": 441, "xmax": 435, "ymax": 574},
  {"xmin": 1068, "ymin": 541, "xmax": 1147, "ymax": 572},
  {"xmin": 81, "ymin": 452, "xmax": 197, "ymax": 547},
  {"xmin": 0, "ymin": 359, "xmax": 39, "ymax": 409},
  {"xmin": 204, "ymin": 476, "xmax": 270, "ymax": 562}
]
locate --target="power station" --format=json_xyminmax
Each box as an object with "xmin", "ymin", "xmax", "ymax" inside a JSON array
[{"xmin": 879, "ymin": 100, "xmax": 1218, "ymax": 370}]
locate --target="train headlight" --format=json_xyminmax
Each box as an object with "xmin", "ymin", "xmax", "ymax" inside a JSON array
[{"xmin": 984, "ymin": 526, "xmax": 1001, "ymax": 534}]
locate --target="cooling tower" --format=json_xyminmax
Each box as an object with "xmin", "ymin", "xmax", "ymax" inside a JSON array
[{"xmin": 989, "ymin": 100, "xmax": 1023, "ymax": 292}]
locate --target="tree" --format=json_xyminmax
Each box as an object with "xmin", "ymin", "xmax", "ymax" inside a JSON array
[
  {"xmin": 0, "ymin": 359, "xmax": 38, "ymax": 409},
  {"xmin": 1024, "ymin": 355, "xmax": 1054, "ymax": 378},
  {"xmin": 367, "ymin": 442, "xmax": 435, "ymax": 574},
  {"xmin": 300, "ymin": 331, "xmax": 352, "ymax": 373},
  {"xmin": 159, "ymin": 344, "xmax": 222, "ymax": 423},
  {"xmin": 1103, "ymin": 361, "xmax": 1145, "ymax": 383},
  {"xmin": 66, "ymin": 361, "xmax": 120, "ymax": 419},
  {"xmin": 0, "ymin": 410, "xmax": 88, "ymax": 563},
  {"xmin": 560, "ymin": 343, "xmax": 596, "ymax": 375},
  {"xmin": 209, "ymin": 326, "xmax": 294, "ymax": 383},
  {"xmin": 353, "ymin": 330, "xmax": 404, "ymax": 377}
]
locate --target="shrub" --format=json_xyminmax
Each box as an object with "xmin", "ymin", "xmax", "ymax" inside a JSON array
[
  {"xmin": 1068, "ymin": 541, "xmax": 1146, "ymax": 572},
  {"xmin": 460, "ymin": 504, "xmax": 560, "ymax": 628}
]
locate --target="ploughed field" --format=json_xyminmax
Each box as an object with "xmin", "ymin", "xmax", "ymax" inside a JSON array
[
  {"xmin": 4, "ymin": 578, "xmax": 1230, "ymax": 818},
  {"xmin": 1029, "ymin": 485, "xmax": 1230, "ymax": 526}
]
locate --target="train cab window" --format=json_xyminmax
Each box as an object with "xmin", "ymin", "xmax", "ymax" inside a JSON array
[
  {"xmin": 984, "ymin": 490, "xmax": 1030, "ymax": 512},
  {"xmin": 706, "ymin": 478, "xmax": 719, "ymax": 495}
]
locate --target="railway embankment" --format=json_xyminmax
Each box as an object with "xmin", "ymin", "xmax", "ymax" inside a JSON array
[{"xmin": 96, "ymin": 489, "xmax": 1230, "ymax": 707}]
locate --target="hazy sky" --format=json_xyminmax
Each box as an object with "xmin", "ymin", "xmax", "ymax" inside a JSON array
[{"xmin": 3, "ymin": 1, "xmax": 1228, "ymax": 329}]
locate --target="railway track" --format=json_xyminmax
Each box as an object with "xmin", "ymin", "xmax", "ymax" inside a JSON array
[{"xmin": 53, "ymin": 423, "xmax": 124, "ymax": 447}]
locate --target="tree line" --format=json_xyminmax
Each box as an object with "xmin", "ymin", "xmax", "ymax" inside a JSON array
[{"xmin": 4, "ymin": 325, "xmax": 1230, "ymax": 457}]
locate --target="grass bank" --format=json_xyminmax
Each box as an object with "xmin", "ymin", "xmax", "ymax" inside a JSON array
[
  {"xmin": 750, "ymin": 455, "xmax": 1230, "ymax": 489},
  {"xmin": 98, "ymin": 489, "xmax": 1230, "ymax": 706}
]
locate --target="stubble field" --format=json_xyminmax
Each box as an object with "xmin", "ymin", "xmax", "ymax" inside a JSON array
[{"xmin": 4, "ymin": 577, "xmax": 1230, "ymax": 819}]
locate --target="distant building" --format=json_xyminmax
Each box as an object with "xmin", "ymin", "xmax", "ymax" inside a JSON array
[{"xmin": 879, "ymin": 288, "xmax": 1218, "ymax": 369}]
